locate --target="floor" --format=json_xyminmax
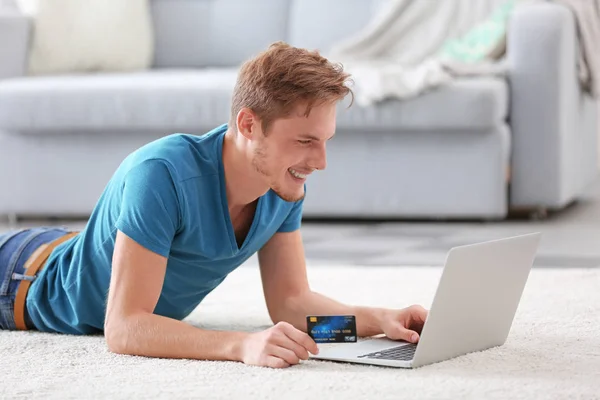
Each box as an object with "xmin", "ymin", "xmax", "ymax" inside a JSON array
[{"xmin": 3, "ymin": 178, "xmax": 600, "ymax": 269}]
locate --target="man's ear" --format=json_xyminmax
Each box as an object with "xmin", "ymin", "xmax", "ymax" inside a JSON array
[{"xmin": 236, "ymin": 108, "xmax": 259, "ymax": 140}]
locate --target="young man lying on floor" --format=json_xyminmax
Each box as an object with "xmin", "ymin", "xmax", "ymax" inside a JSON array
[{"xmin": 0, "ymin": 42, "xmax": 428, "ymax": 369}]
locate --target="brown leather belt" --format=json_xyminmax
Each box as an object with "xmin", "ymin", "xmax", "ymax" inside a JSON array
[{"xmin": 14, "ymin": 231, "xmax": 79, "ymax": 330}]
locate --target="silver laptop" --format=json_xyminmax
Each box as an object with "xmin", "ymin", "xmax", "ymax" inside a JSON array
[{"xmin": 309, "ymin": 232, "xmax": 542, "ymax": 368}]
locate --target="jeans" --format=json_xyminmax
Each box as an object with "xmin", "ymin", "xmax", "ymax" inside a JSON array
[{"xmin": 0, "ymin": 227, "xmax": 70, "ymax": 330}]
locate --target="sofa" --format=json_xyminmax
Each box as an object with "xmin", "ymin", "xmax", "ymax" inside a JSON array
[{"xmin": 0, "ymin": 0, "xmax": 597, "ymax": 222}]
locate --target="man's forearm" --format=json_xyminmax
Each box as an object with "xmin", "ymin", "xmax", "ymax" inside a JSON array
[
  {"xmin": 105, "ymin": 312, "xmax": 247, "ymax": 361},
  {"xmin": 274, "ymin": 291, "xmax": 385, "ymax": 337}
]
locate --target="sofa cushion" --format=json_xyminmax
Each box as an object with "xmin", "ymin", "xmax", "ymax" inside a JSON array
[
  {"xmin": 0, "ymin": 71, "xmax": 507, "ymax": 134},
  {"xmin": 19, "ymin": 0, "xmax": 153, "ymax": 75},
  {"xmin": 287, "ymin": 0, "xmax": 386, "ymax": 52},
  {"xmin": 0, "ymin": 69, "xmax": 238, "ymax": 133},
  {"xmin": 336, "ymin": 77, "xmax": 508, "ymax": 131},
  {"xmin": 150, "ymin": 0, "xmax": 289, "ymax": 68},
  {"xmin": 148, "ymin": 0, "xmax": 384, "ymax": 68}
]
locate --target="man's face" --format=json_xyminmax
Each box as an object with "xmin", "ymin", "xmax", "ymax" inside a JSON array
[{"xmin": 250, "ymin": 102, "xmax": 337, "ymax": 202}]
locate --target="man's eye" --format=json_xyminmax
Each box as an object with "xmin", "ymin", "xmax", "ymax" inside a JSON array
[{"xmin": 298, "ymin": 140, "xmax": 311, "ymax": 145}]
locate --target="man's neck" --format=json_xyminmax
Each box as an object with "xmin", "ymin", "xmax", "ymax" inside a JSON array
[{"xmin": 222, "ymin": 129, "xmax": 269, "ymax": 211}]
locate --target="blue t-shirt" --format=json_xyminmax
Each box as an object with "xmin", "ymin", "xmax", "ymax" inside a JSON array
[{"xmin": 26, "ymin": 124, "xmax": 304, "ymax": 334}]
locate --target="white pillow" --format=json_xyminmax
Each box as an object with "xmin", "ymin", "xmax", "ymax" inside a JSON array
[
  {"xmin": 17, "ymin": 0, "xmax": 154, "ymax": 75},
  {"xmin": 0, "ymin": 0, "xmax": 18, "ymax": 11}
]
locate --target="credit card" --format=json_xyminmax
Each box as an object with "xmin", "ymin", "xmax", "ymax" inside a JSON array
[{"xmin": 306, "ymin": 315, "xmax": 357, "ymax": 343}]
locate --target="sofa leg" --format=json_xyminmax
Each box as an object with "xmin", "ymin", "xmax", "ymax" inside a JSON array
[
  {"xmin": 508, "ymin": 206, "xmax": 548, "ymax": 220},
  {"xmin": 528, "ymin": 207, "xmax": 548, "ymax": 221}
]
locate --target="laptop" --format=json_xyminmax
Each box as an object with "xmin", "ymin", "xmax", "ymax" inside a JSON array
[{"xmin": 309, "ymin": 232, "xmax": 542, "ymax": 368}]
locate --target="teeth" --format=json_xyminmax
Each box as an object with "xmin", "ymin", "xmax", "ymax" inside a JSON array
[{"xmin": 289, "ymin": 168, "xmax": 307, "ymax": 179}]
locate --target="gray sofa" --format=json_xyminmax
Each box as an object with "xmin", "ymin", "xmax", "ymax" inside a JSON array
[{"xmin": 0, "ymin": 0, "xmax": 597, "ymax": 221}]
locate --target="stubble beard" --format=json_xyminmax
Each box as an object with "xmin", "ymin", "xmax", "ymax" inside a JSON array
[{"xmin": 252, "ymin": 142, "xmax": 305, "ymax": 203}]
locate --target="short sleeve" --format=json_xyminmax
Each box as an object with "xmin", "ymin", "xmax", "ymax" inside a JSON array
[
  {"xmin": 115, "ymin": 160, "xmax": 181, "ymax": 257},
  {"xmin": 277, "ymin": 185, "xmax": 306, "ymax": 233}
]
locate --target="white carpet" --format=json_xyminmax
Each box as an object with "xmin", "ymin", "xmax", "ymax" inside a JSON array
[{"xmin": 1, "ymin": 265, "xmax": 599, "ymax": 399}]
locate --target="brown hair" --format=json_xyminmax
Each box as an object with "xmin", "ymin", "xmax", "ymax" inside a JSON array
[{"xmin": 229, "ymin": 41, "xmax": 353, "ymax": 134}]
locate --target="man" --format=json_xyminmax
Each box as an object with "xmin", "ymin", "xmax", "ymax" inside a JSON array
[{"xmin": 0, "ymin": 42, "xmax": 428, "ymax": 368}]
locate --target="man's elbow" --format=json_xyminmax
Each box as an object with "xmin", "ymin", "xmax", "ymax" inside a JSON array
[
  {"xmin": 104, "ymin": 316, "xmax": 134, "ymax": 355},
  {"xmin": 268, "ymin": 311, "xmax": 304, "ymax": 332},
  {"xmin": 267, "ymin": 306, "xmax": 285, "ymax": 325},
  {"xmin": 267, "ymin": 293, "xmax": 306, "ymax": 327},
  {"xmin": 267, "ymin": 300, "xmax": 293, "ymax": 325}
]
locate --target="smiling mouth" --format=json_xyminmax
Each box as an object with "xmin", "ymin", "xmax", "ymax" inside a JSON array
[{"xmin": 288, "ymin": 168, "xmax": 308, "ymax": 180}]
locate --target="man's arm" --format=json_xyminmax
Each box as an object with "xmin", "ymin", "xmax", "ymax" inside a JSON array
[
  {"xmin": 258, "ymin": 230, "xmax": 385, "ymax": 338},
  {"xmin": 104, "ymin": 230, "xmax": 248, "ymax": 360},
  {"xmin": 104, "ymin": 230, "xmax": 318, "ymax": 368}
]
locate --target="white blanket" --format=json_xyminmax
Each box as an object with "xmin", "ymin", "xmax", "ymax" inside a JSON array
[
  {"xmin": 328, "ymin": 0, "xmax": 511, "ymax": 106},
  {"xmin": 555, "ymin": 0, "xmax": 600, "ymax": 97}
]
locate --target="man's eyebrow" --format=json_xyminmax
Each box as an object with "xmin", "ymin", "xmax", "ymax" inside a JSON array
[{"xmin": 299, "ymin": 133, "xmax": 336, "ymax": 141}]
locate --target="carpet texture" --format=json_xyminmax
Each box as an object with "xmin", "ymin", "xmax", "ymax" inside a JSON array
[{"xmin": 1, "ymin": 265, "xmax": 599, "ymax": 399}]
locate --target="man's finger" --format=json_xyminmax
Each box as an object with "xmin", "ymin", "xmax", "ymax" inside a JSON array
[
  {"xmin": 268, "ymin": 344, "xmax": 300, "ymax": 365},
  {"xmin": 390, "ymin": 322, "xmax": 420, "ymax": 343},
  {"xmin": 281, "ymin": 322, "xmax": 320, "ymax": 355},
  {"xmin": 409, "ymin": 305, "xmax": 429, "ymax": 323},
  {"xmin": 273, "ymin": 333, "xmax": 309, "ymax": 360},
  {"xmin": 266, "ymin": 356, "xmax": 290, "ymax": 369}
]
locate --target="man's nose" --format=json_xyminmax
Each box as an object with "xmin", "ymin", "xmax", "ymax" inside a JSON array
[{"xmin": 311, "ymin": 142, "xmax": 327, "ymax": 171}]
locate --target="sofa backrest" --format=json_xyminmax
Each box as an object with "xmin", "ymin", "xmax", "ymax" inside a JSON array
[{"xmin": 150, "ymin": 0, "xmax": 386, "ymax": 68}]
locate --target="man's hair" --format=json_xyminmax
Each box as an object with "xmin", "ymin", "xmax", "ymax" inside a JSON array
[{"xmin": 229, "ymin": 41, "xmax": 353, "ymax": 134}]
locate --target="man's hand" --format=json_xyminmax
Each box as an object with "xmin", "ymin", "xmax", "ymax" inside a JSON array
[
  {"xmin": 240, "ymin": 321, "xmax": 319, "ymax": 368},
  {"xmin": 378, "ymin": 305, "xmax": 429, "ymax": 343}
]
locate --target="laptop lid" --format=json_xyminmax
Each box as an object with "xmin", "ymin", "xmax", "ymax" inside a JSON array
[{"xmin": 411, "ymin": 232, "xmax": 542, "ymax": 368}]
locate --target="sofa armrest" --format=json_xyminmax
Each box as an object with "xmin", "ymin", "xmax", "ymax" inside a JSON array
[
  {"xmin": 0, "ymin": 10, "xmax": 31, "ymax": 79},
  {"xmin": 507, "ymin": 2, "xmax": 597, "ymax": 211}
]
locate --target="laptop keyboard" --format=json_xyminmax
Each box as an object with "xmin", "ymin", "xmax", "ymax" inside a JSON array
[{"xmin": 357, "ymin": 343, "xmax": 417, "ymax": 361}]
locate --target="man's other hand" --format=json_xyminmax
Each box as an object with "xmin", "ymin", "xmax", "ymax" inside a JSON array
[
  {"xmin": 240, "ymin": 321, "xmax": 319, "ymax": 368},
  {"xmin": 379, "ymin": 305, "xmax": 429, "ymax": 344}
]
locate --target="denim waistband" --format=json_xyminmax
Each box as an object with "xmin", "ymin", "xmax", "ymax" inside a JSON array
[{"xmin": 0, "ymin": 227, "xmax": 71, "ymax": 330}]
